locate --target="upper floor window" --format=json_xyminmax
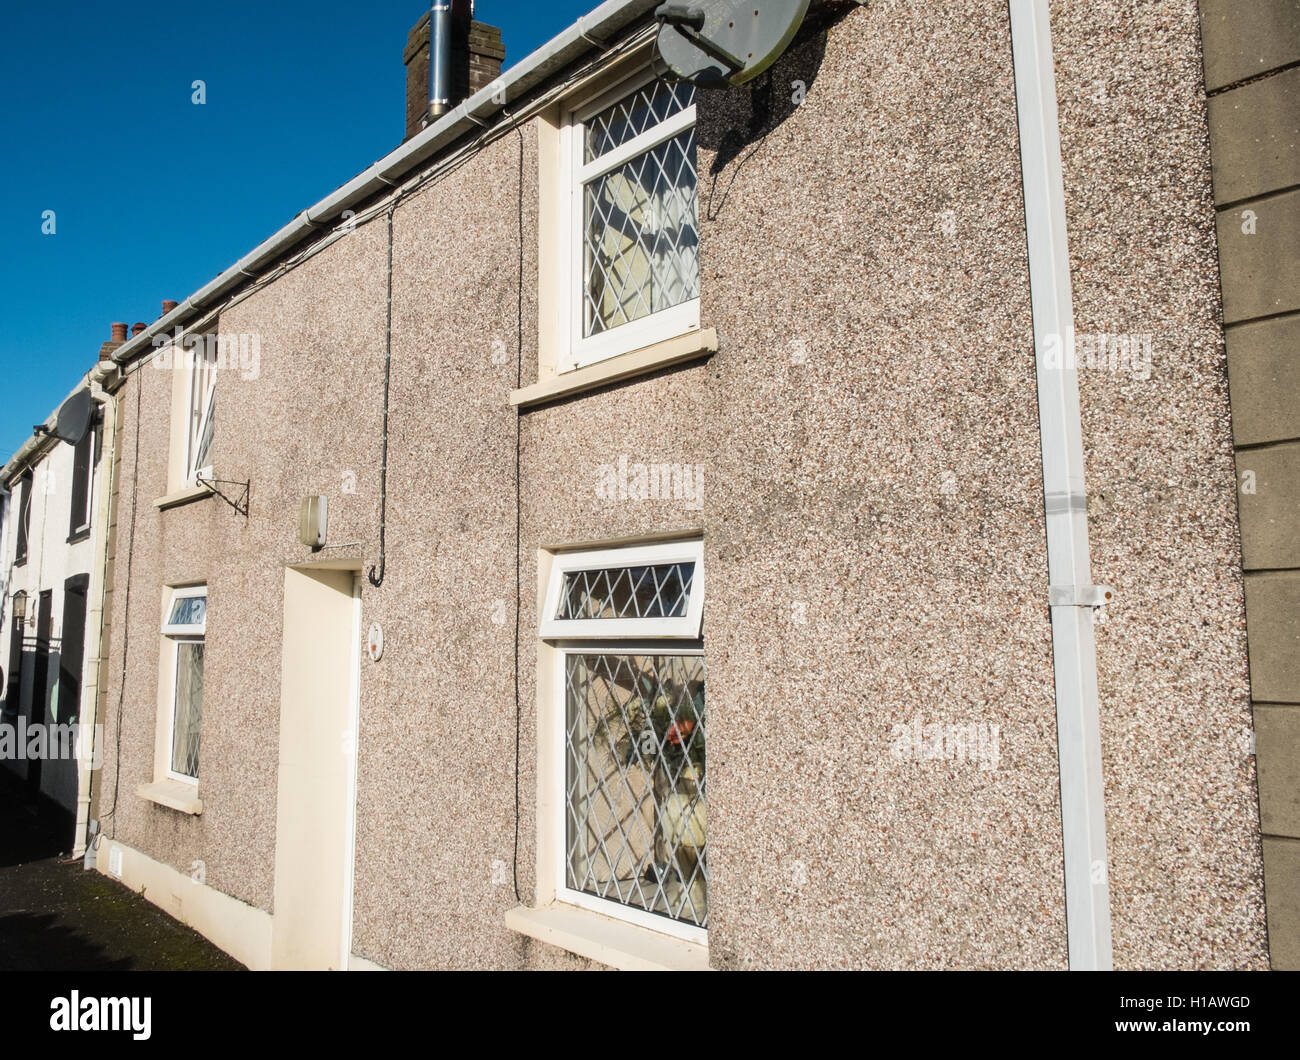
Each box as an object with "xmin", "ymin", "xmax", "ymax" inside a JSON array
[
  {"xmin": 560, "ymin": 72, "xmax": 700, "ymax": 371},
  {"xmin": 13, "ymin": 472, "xmax": 32, "ymax": 565},
  {"xmin": 186, "ymin": 344, "xmax": 217, "ymax": 481},
  {"xmin": 68, "ymin": 410, "xmax": 101, "ymax": 541}
]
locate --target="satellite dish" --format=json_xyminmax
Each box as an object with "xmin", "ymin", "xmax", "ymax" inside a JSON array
[
  {"xmin": 54, "ymin": 388, "xmax": 93, "ymax": 446},
  {"xmin": 655, "ymin": 0, "xmax": 811, "ymax": 88}
]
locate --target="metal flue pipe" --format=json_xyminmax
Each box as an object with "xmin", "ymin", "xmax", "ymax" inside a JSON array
[{"xmin": 429, "ymin": 1, "xmax": 453, "ymax": 117}]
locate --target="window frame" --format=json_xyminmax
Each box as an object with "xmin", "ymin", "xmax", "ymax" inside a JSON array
[
  {"xmin": 68, "ymin": 411, "xmax": 100, "ymax": 541},
  {"xmin": 184, "ymin": 342, "xmax": 217, "ymax": 484},
  {"xmin": 550, "ymin": 641, "xmax": 707, "ymax": 946},
  {"xmin": 539, "ymin": 539, "xmax": 707, "ymax": 946},
  {"xmin": 13, "ymin": 471, "xmax": 32, "ymax": 566},
  {"xmin": 162, "ymin": 585, "xmax": 206, "ymax": 785},
  {"xmin": 539, "ymin": 539, "xmax": 705, "ymax": 641},
  {"xmin": 558, "ymin": 66, "xmax": 702, "ymax": 374}
]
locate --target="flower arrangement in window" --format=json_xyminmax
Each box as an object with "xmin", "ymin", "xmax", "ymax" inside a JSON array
[
  {"xmin": 609, "ymin": 670, "xmax": 705, "ymax": 904},
  {"xmin": 613, "ymin": 672, "xmax": 705, "ymax": 775}
]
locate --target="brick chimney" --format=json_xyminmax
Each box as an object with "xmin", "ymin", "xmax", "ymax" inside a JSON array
[
  {"xmin": 403, "ymin": 2, "xmax": 505, "ymax": 141},
  {"xmin": 99, "ymin": 322, "xmax": 128, "ymax": 359},
  {"xmin": 465, "ymin": 20, "xmax": 507, "ymax": 100}
]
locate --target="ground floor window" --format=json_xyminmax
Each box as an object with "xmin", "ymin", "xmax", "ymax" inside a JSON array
[
  {"xmin": 163, "ymin": 587, "xmax": 206, "ymax": 783},
  {"xmin": 543, "ymin": 541, "xmax": 706, "ymax": 942},
  {"xmin": 564, "ymin": 650, "xmax": 706, "ymax": 931}
]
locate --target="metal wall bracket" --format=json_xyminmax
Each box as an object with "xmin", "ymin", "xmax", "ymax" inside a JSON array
[
  {"xmin": 1049, "ymin": 584, "xmax": 1114, "ymax": 608},
  {"xmin": 195, "ymin": 475, "xmax": 250, "ymax": 519}
]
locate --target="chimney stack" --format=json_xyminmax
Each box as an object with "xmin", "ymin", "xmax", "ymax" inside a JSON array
[
  {"xmin": 99, "ymin": 322, "xmax": 127, "ymax": 358},
  {"xmin": 403, "ymin": 2, "xmax": 505, "ymax": 142}
]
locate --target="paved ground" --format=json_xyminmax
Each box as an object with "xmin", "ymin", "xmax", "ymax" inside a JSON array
[{"xmin": 0, "ymin": 768, "xmax": 243, "ymax": 970}]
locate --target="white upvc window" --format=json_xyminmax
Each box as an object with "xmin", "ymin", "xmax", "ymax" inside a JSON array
[
  {"xmin": 541, "ymin": 541, "xmax": 707, "ymax": 943},
  {"xmin": 540, "ymin": 539, "xmax": 704, "ymax": 639},
  {"xmin": 68, "ymin": 410, "xmax": 99, "ymax": 540},
  {"xmin": 559, "ymin": 70, "xmax": 701, "ymax": 372},
  {"xmin": 185, "ymin": 343, "xmax": 217, "ymax": 482},
  {"xmin": 162, "ymin": 586, "xmax": 206, "ymax": 784}
]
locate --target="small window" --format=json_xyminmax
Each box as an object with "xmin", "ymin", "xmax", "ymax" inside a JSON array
[
  {"xmin": 68, "ymin": 411, "xmax": 100, "ymax": 540},
  {"xmin": 14, "ymin": 472, "xmax": 32, "ymax": 565},
  {"xmin": 186, "ymin": 343, "xmax": 217, "ymax": 481},
  {"xmin": 561, "ymin": 72, "xmax": 701, "ymax": 371},
  {"xmin": 542, "ymin": 541, "xmax": 706, "ymax": 942},
  {"xmin": 162, "ymin": 587, "xmax": 206, "ymax": 782},
  {"xmin": 540, "ymin": 540, "xmax": 704, "ymax": 640}
]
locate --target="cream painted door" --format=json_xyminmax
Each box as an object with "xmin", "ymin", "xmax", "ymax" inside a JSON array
[{"xmin": 272, "ymin": 567, "xmax": 361, "ymax": 970}]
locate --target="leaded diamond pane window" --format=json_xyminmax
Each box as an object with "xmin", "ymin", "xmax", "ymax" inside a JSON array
[
  {"xmin": 171, "ymin": 641, "xmax": 204, "ymax": 779},
  {"xmin": 584, "ymin": 78, "xmax": 694, "ymax": 162},
  {"xmin": 578, "ymin": 77, "xmax": 699, "ymax": 340},
  {"xmin": 565, "ymin": 652, "xmax": 706, "ymax": 930},
  {"xmin": 541, "ymin": 542, "xmax": 704, "ymax": 640},
  {"xmin": 557, "ymin": 562, "xmax": 695, "ymax": 621}
]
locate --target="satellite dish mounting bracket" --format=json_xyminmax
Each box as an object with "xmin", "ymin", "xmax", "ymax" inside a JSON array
[
  {"xmin": 655, "ymin": 4, "xmax": 746, "ymax": 74},
  {"xmin": 654, "ymin": 0, "xmax": 811, "ymax": 89}
]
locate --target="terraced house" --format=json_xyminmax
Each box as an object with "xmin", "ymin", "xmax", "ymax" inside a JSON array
[
  {"xmin": 1, "ymin": 357, "xmax": 118, "ymax": 854},
  {"xmin": 16, "ymin": 0, "xmax": 1290, "ymax": 969}
]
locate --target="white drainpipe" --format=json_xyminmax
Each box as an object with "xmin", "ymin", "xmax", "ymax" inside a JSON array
[
  {"xmin": 1008, "ymin": 0, "xmax": 1114, "ymax": 970},
  {"xmin": 73, "ymin": 371, "xmax": 119, "ymax": 858}
]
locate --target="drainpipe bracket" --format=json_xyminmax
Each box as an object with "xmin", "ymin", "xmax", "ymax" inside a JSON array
[{"xmin": 1049, "ymin": 584, "xmax": 1114, "ymax": 608}]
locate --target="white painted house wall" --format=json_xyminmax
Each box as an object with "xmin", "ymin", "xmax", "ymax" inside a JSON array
[{"xmin": 1, "ymin": 430, "xmax": 99, "ymax": 836}]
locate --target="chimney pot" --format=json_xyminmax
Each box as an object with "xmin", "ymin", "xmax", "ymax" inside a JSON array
[
  {"xmin": 111, "ymin": 322, "xmax": 128, "ymax": 342},
  {"xmin": 162, "ymin": 300, "xmax": 179, "ymax": 316},
  {"xmin": 132, "ymin": 322, "xmax": 147, "ymax": 336}
]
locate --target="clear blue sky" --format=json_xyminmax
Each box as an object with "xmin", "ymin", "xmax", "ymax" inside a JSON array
[{"xmin": 0, "ymin": 0, "xmax": 598, "ymax": 461}]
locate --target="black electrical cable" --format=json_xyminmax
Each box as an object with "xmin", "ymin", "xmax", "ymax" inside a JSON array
[
  {"xmin": 512, "ymin": 126, "xmax": 524, "ymax": 906},
  {"xmin": 368, "ymin": 207, "xmax": 396, "ymax": 588}
]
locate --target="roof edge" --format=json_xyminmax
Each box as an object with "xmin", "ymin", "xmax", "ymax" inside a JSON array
[
  {"xmin": 2, "ymin": 362, "xmax": 117, "ymax": 484},
  {"xmin": 109, "ymin": 0, "xmax": 660, "ymax": 372}
]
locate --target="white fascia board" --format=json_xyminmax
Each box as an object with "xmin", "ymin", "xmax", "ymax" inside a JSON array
[{"xmin": 108, "ymin": 0, "xmax": 663, "ymax": 374}]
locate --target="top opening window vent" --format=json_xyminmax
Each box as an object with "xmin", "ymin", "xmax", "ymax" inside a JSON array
[{"xmin": 541, "ymin": 540, "xmax": 704, "ymax": 640}]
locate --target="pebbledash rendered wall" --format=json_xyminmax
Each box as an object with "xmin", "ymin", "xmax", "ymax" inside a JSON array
[
  {"xmin": 1050, "ymin": 0, "xmax": 1265, "ymax": 968},
  {"xmin": 95, "ymin": 0, "xmax": 1266, "ymax": 969}
]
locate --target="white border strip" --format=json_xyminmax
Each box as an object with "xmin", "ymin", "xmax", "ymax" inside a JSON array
[{"xmin": 340, "ymin": 574, "xmax": 363, "ymax": 968}]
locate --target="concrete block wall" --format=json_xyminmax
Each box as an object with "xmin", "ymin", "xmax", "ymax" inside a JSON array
[{"xmin": 1200, "ymin": 0, "xmax": 1300, "ymax": 970}]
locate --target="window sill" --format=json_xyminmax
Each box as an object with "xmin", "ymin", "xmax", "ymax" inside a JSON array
[
  {"xmin": 136, "ymin": 780, "xmax": 203, "ymax": 815},
  {"xmin": 511, "ymin": 329, "xmax": 717, "ymax": 409},
  {"xmin": 67, "ymin": 527, "xmax": 91, "ymax": 545},
  {"xmin": 505, "ymin": 903, "xmax": 710, "ymax": 971},
  {"xmin": 154, "ymin": 481, "xmax": 214, "ymax": 510}
]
